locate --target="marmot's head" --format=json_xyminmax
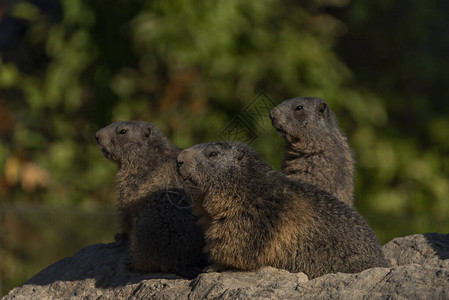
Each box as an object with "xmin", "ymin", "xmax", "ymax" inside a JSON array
[
  {"xmin": 177, "ymin": 142, "xmax": 272, "ymax": 205},
  {"xmin": 269, "ymin": 97, "xmax": 337, "ymax": 147},
  {"xmin": 96, "ymin": 121, "xmax": 173, "ymax": 167}
]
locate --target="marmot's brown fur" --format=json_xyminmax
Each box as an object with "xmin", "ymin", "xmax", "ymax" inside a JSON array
[
  {"xmin": 96, "ymin": 121, "xmax": 206, "ymax": 274},
  {"xmin": 269, "ymin": 97, "xmax": 355, "ymax": 206},
  {"xmin": 177, "ymin": 142, "xmax": 387, "ymax": 279}
]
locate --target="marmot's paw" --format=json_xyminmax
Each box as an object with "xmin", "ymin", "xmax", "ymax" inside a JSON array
[{"xmin": 203, "ymin": 264, "xmax": 229, "ymax": 273}]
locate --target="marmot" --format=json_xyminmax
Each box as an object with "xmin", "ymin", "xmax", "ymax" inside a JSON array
[
  {"xmin": 96, "ymin": 121, "xmax": 206, "ymax": 274},
  {"xmin": 176, "ymin": 142, "xmax": 387, "ymax": 279},
  {"xmin": 269, "ymin": 97, "xmax": 355, "ymax": 206}
]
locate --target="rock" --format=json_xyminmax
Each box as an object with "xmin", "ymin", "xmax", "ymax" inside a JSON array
[
  {"xmin": 4, "ymin": 233, "xmax": 449, "ymax": 300},
  {"xmin": 189, "ymin": 267, "xmax": 309, "ymax": 299},
  {"xmin": 3, "ymin": 241, "xmax": 191, "ymax": 300},
  {"xmin": 294, "ymin": 264, "xmax": 449, "ymax": 299},
  {"xmin": 383, "ymin": 232, "xmax": 449, "ymax": 267}
]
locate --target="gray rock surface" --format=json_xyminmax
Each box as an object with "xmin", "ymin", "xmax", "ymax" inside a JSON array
[
  {"xmin": 4, "ymin": 233, "xmax": 449, "ymax": 300},
  {"xmin": 383, "ymin": 232, "xmax": 449, "ymax": 267}
]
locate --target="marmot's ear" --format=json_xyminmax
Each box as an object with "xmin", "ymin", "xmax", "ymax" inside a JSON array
[
  {"xmin": 317, "ymin": 102, "xmax": 327, "ymax": 116},
  {"xmin": 143, "ymin": 127, "xmax": 151, "ymax": 138},
  {"xmin": 235, "ymin": 149, "xmax": 246, "ymax": 164}
]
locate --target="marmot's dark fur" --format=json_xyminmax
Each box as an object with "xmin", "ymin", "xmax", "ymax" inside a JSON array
[
  {"xmin": 269, "ymin": 97, "xmax": 355, "ymax": 206},
  {"xmin": 96, "ymin": 121, "xmax": 206, "ymax": 274},
  {"xmin": 177, "ymin": 142, "xmax": 387, "ymax": 279}
]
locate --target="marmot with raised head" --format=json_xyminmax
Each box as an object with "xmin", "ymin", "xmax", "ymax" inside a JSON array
[
  {"xmin": 269, "ymin": 97, "xmax": 355, "ymax": 206},
  {"xmin": 96, "ymin": 121, "xmax": 206, "ymax": 274},
  {"xmin": 176, "ymin": 142, "xmax": 387, "ymax": 279}
]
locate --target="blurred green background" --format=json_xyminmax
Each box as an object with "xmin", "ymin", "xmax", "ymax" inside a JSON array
[{"xmin": 1, "ymin": 0, "xmax": 448, "ymax": 295}]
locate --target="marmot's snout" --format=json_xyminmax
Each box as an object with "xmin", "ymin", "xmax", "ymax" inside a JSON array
[
  {"xmin": 176, "ymin": 150, "xmax": 199, "ymax": 187},
  {"xmin": 269, "ymin": 109, "xmax": 288, "ymax": 137},
  {"xmin": 95, "ymin": 129, "xmax": 112, "ymax": 160},
  {"xmin": 95, "ymin": 128, "xmax": 108, "ymax": 146},
  {"xmin": 95, "ymin": 130, "xmax": 104, "ymax": 147}
]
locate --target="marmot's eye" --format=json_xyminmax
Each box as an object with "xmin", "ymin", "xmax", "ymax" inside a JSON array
[
  {"xmin": 119, "ymin": 129, "xmax": 127, "ymax": 134},
  {"xmin": 208, "ymin": 151, "xmax": 218, "ymax": 158},
  {"xmin": 295, "ymin": 105, "xmax": 303, "ymax": 111}
]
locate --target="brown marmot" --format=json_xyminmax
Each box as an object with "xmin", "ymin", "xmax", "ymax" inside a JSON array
[
  {"xmin": 176, "ymin": 142, "xmax": 387, "ymax": 279},
  {"xmin": 269, "ymin": 97, "xmax": 355, "ymax": 206},
  {"xmin": 96, "ymin": 121, "xmax": 206, "ymax": 274}
]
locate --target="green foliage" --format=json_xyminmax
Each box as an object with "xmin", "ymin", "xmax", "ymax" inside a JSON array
[
  {"xmin": 332, "ymin": 0, "xmax": 449, "ymax": 239},
  {"xmin": 1, "ymin": 0, "xmax": 448, "ymax": 295}
]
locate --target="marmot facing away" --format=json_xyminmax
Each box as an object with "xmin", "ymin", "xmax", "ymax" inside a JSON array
[
  {"xmin": 176, "ymin": 142, "xmax": 387, "ymax": 279},
  {"xmin": 269, "ymin": 97, "xmax": 355, "ymax": 206},
  {"xmin": 96, "ymin": 121, "xmax": 206, "ymax": 273}
]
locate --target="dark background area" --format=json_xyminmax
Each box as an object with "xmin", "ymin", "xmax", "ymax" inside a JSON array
[{"xmin": 1, "ymin": 0, "xmax": 448, "ymax": 295}]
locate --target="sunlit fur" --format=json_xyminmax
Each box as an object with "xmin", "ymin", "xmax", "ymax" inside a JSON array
[
  {"xmin": 177, "ymin": 142, "xmax": 386, "ymax": 279},
  {"xmin": 270, "ymin": 97, "xmax": 355, "ymax": 206}
]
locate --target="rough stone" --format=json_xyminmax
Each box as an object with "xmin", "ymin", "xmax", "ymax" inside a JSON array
[
  {"xmin": 189, "ymin": 267, "xmax": 309, "ymax": 299},
  {"xmin": 4, "ymin": 233, "xmax": 449, "ymax": 300},
  {"xmin": 383, "ymin": 232, "xmax": 449, "ymax": 267}
]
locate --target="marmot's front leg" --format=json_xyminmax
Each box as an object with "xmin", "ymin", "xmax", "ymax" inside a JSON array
[{"xmin": 203, "ymin": 264, "xmax": 232, "ymax": 273}]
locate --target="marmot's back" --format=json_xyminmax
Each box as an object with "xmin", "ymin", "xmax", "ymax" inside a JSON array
[{"xmin": 286, "ymin": 181, "xmax": 387, "ymax": 278}]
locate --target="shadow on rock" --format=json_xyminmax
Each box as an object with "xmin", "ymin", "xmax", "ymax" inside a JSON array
[
  {"xmin": 25, "ymin": 241, "xmax": 187, "ymax": 288},
  {"xmin": 424, "ymin": 232, "xmax": 449, "ymax": 260}
]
